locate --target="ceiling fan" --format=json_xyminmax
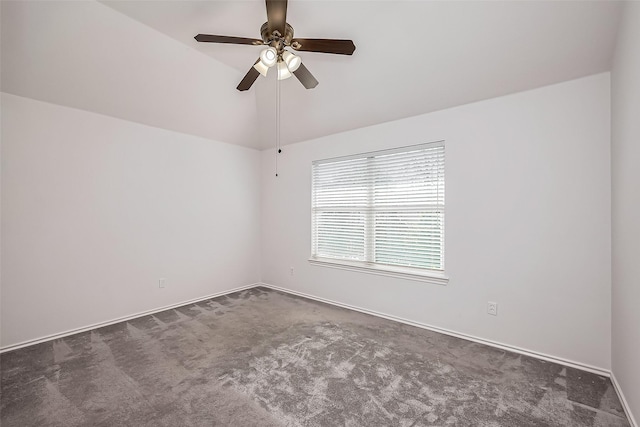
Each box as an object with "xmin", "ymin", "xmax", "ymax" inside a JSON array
[{"xmin": 194, "ymin": 0, "xmax": 356, "ymax": 91}]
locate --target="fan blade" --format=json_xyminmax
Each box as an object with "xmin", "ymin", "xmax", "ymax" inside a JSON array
[
  {"xmin": 291, "ymin": 38, "xmax": 355, "ymax": 55},
  {"xmin": 266, "ymin": 0, "xmax": 288, "ymax": 37},
  {"xmin": 195, "ymin": 34, "xmax": 263, "ymax": 46},
  {"xmin": 293, "ymin": 63, "xmax": 319, "ymax": 89},
  {"xmin": 237, "ymin": 60, "xmax": 261, "ymax": 91}
]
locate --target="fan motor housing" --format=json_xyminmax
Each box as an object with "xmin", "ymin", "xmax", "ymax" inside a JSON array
[{"xmin": 261, "ymin": 22, "xmax": 294, "ymax": 49}]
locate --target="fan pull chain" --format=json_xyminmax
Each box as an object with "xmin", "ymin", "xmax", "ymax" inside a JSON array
[{"xmin": 275, "ymin": 72, "xmax": 282, "ymax": 177}]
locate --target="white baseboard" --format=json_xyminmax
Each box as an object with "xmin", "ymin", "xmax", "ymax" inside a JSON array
[
  {"xmin": 0, "ymin": 283, "xmax": 260, "ymax": 354},
  {"xmin": 259, "ymin": 282, "xmax": 611, "ymax": 378},
  {"xmin": 611, "ymin": 372, "xmax": 638, "ymax": 427}
]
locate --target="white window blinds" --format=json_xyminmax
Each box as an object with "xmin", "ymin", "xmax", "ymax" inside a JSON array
[{"xmin": 311, "ymin": 142, "xmax": 445, "ymax": 274}]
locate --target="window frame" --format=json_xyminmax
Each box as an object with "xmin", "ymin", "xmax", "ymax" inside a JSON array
[{"xmin": 309, "ymin": 141, "xmax": 448, "ymax": 285}]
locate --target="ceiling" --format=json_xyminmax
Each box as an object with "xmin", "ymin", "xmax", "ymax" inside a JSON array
[{"xmin": 2, "ymin": 1, "xmax": 623, "ymax": 150}]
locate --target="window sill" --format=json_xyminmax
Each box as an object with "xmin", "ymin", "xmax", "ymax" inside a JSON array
[{"xmin": 308, "ymin": 257, "xmax": 449, "ymax": 285}]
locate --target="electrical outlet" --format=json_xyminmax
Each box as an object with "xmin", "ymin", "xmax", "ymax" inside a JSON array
[
  {"xmin": 159, "ymin": 278, "xmax": 166, "ymax": 289},
  {"xmin": 487, "ymin": 301, "xmax": 498, "ymax": 316},
  {"xmin": 290, "ymin": 267, "xmax": 295, "ymax": 276}
]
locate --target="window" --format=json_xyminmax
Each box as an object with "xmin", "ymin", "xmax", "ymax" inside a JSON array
[{"xmin": 310, "ymin": 141, "xmax": 446, "ymax": 284}]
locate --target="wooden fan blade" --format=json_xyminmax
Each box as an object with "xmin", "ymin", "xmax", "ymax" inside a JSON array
[
  {"xmin": 237, "ymin": 60, "xmax": 261, "ymax": 91},
  {"xmin": 266, "ymin": 0, "xmax": 287, "ymax": 37},
  {"xmin": 291, "ymin": 38, "xmax": 355, "ymax": 55},
  {"xmin": 293, "ymin": 63, "xmax": 319, "ymax": 89},
  {"xmin": 194, "ymin": 34, "xmax": 263, "ymax": 46}
]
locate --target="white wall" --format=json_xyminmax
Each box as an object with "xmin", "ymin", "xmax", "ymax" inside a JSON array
[
  {"xmin": 262, "ymin": 73, "xmax": 612, "ymax": 370},
  {"xmin": 0, "ymin": 93, "xmax": 261, "ymax": 348},
  {"xmin": 611, "ymin": 1, "xmax": 640, "ymax": 424}
]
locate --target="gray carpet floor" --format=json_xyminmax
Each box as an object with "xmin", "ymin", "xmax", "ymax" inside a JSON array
[{"xmin": 0, "ymin": 287, "xmax": 630, "ymax": 426}]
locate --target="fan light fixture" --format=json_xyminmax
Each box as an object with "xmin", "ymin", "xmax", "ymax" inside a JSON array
[
  {"xmin": 277, "ymin": 61, "xmax": 293, "ymax": 80},
  {"xmin": 282, "ymin": 50, "xmax": 301, "ymax": 72},
  {"xmin": 254, "ymin": 48, "xmax": 301, "ymax": 80},
  {"xmin": 258, "ymin": 47, "xmax": 277, "ymax": 67}
]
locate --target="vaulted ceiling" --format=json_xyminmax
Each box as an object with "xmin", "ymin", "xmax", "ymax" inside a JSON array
[{"xmin": 1, "ymin": 1, "xmax": 623, "ymax": 150}]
